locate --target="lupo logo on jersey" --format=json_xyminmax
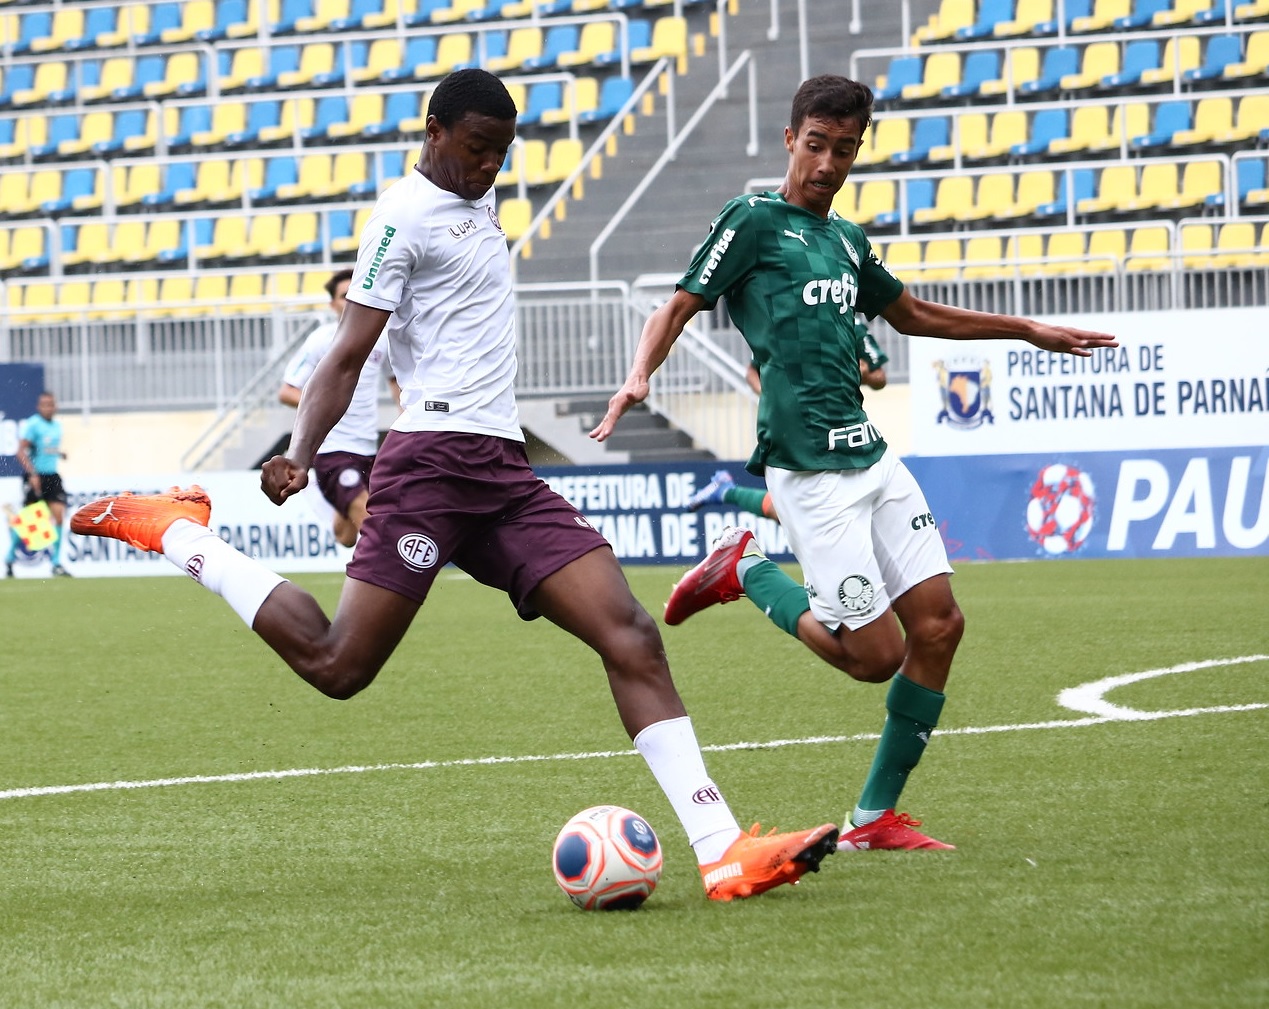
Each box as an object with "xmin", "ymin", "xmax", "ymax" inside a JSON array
[
  {"xmin": 934, "ymin": 357, "xmax": 995, "ymax": 430},
  {"xmin": 1025, "ymin": 464, "xmax": 1096, "ymax": 555}
]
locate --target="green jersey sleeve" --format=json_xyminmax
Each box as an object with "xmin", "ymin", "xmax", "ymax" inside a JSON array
[
  {"xmin": 677, "ymin": 198, "xmax": 758, "ymax": 309},
  {"xmin": 848, "ymin": 228, "xmax": 905, "ymax": 319}
]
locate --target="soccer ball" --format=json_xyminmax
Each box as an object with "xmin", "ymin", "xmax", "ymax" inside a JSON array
[
  {"xmin": 1025, "ymin": 463, "xmax": 1096, "ymax": 555},
  {"xmin": 551, "ymin": 805, "xmax": 663, "ymax": 910}
]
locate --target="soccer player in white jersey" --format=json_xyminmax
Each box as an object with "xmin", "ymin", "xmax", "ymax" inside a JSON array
[
  {"xmin": 279, "ymin": 268, "xmax": 398, "ymax": 547},
  {"xmin": 71, "ymin": 69, "xmax": 837, "ymax": 902},
  {"xmin": 591, "ymin": 75, "xmax": 1119, "ymax": 851}
]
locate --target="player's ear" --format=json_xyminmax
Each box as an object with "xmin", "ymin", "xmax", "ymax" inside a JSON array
[{"xmin": 784, "ymin": 125, "xmax": 795, "ymax": 153}]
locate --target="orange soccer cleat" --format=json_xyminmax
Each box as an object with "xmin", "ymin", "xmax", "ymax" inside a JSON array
[
  {"xmin": 700, "ymin": 822, "xmax": 839, "ymax": 902},
  {"xmin": 70, "ymin": 486, "xmax": 211, "ymax": 554}
]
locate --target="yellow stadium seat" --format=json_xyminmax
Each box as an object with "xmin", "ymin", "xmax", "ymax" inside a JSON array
[
  {"xmin": 526, "ymin": 138, "xmax": 582, "ymax": 187},
  {"xmin": 1153, "ymin": 0, "xmax": 1213, "ymax": 25},
  {"xmin": 1172, "ymin": 97, "xmax": 1234, "ymax": 147},
  {"xmin": 1219, "ymin": 95, "xmax": 1269, "ymax": 145},
  {"xmin": 96, "ymin": 219, "xmax": 149, "ymax": 268},
  {"xmin": 330, "ymin": 151, "xmax": 369, "ymax": 196},
  {"xmin": 882, "ymin": 240, "xmax": 921, "ymax": 283},
  {"xmin": 144, "ymin": 51, "xmax": 204, "ymax": 100},
  {"xmin": 1060, "ymin": 42, "xmax": 1119, "ymax": 91},
  {"xmin": 1078, "ymin": 165, "xmax": 1137, "ymax": 216},
  {"xmin": 88, "ymin": 278, "xmax": 130, "ymax": 321},
  {"xmin": 416, "ymin": 33, "xmax": 473, "ymax": 79},
  {"xmin": 0, "ymin": 173, "xmax": 30, "ymax": 217},
  {"xmin": 276, "ymin": 155, "xmax": 335, "ymax": 201},
  {"xmin": 259, "ymin": 99, "xmax": 316, "ymax": 145},
  {"xmin": 125, "ymin": 219, "xmax": 184, "ymax": 268},
  {"xmin": 831, "ymin": 181, "xmax": 857, "ymax": 220},
  {"xmin": 1049, "ymin": 105, "xmax": 1109, "ymax": 157},
  {"xmin": 191, "ymin": 275, "xmax": 230, "ymax": 316},
  {"xmin": 11, "ymin": 282, "xmax": 53, "ymax": 325},
  {"xmin": 226, "ymin": 273, "xmax": 268, "ymax": 314},
  {"xmin": 1092, "ymin": 103, "xmax": 1149, "ymax": 156},
  {"xmin": 958, "ymin": 172, "xmax": 1016, "ymax": 223},
  {"xmin": 431, "ymin": 0, "xmax": 484, "ymax": 23},
  {"xmin": 499, "ymin": 197, "xmax": 532, "ymax": 242},
  {"xmin": 999, "ymin": 170, "xmax": 1057, "ymax": 220},
  {"xmin": 632, "ymin": 17, "xmax": 688, "ymax": 72},
  {"xmin": 238, "ymin": 214, "xmax": 283, "ymax": 259},
  {"xmin": 1139, "ymin": 36, "xmax": 1200, "ymax": 87},
  {"xmin": 930, "ymin": 112, "xmax": 987, "ymax": 163},
  {"xmin": 980, "ymin": 47, "xmax": 1039, "ymax": 99},
  {"xmin": 95, "ymin": 5, "xmax": 146, "ymax": 48},
  {"xmin": 51, "ymin": 280, "xmax": 93, "ymax": 322},
  {"xmin": 962, "ymin": 235, "xmax": 1005, "ymax": 280},
  {"xmin": 966, "ymin": 111, "xmax": 1027, "ymax": 161},
  {"xmin": 1072, "ymin": 0, "xmax": 1130, "ymax": 32},
  {"xmin": 12, "ymin": 62, "xmax": 68, "ymax": 107},
  {"xmin": 1164, "ymin": 160, "xmax": 1222, "ymax": 212},
  {"xmin": 54, "ymin": 111, "xmax": 112, "ymax": 158},
  {"xmin": 1042, "ymin": 232, "xmax": 1087, "ymax": 275},
  {"xmin": 1124, "ymin": 226, "xmax": 1171, "ymax": 272},
  {"xmin": 221, "ymin": 48, "xmax": 266, "ymax": 92},
  {"xmin": 902, "ymin": 52, "xmax": 961, "ymax": 102},
  {"xmin": 1004, "ymin": 233, "xmax": 1046, "ymax": 277},
  {"xmin": 1085, "ymin": 229, "xmax": 1126, "ymax": 274},
  {"xmin": 856, "ymin": 118, "xmax": 911, "ymax": 168},
  {"xmin": 559, "ymin": 22, "xmax": 616, "ymax": 68},
  {"xmin": 154, "ymin": 275, "xmax": 195, "ymax": 317},
  {"xmin": 161, "ymin": 0, "xmax": 215, "ymax": 43},
  {"xmin": 921, "ymin": 238, "xmax": 962, "ymax": 282},
  {"xmin": 352, "ymin": 38, "xmax": 402, "ymax": 84},
  {"xmin": 296, "ymin": 0, "xmax": 352, "ymax": 33},
  {"xmin": 994, "ymin": 0, "xmax": 1054, "ymax": 37},
  {"xmin": 193, "ymin": 103, "xmax": 248, "ymax": 148},
  {"xmin": 125, "ymin": 278, "xmax": 160, "ymax": 315},
  {"xmin": 1179, "ymin": 223, "xmax": 1214, "ymax": 268},
  {"xmin": 30, "ymin": 8, "xmax": 83, "ymax": 54},
  {"xmin": 278, "ymin": 44, "xmax": 335, "ymax": 89},
  {"xmin": 12, "ymin": 170, "xmax": 59, "ymax": 217},
  {"xmin": 488, "ymin": 27, "xmax": 542, "ymax": 73},
  {"xmin": 1222, "ymin": 31, "xmax": 1269, "ymax": 81},
  {"xmin": 62, "ymin": 222, "xmax": 111, "ymax": 270},
  {"xmin": 80, "ymin": 57, "xmax": 135, "ymax": 103},
  {"xmin": 854, "ymin": 179, "xmax": 895, "ymax": 226},
  {"xmin": 327, "ymin": 94, "xmax": 383, "ymax": 141},
  {"xmin": 362, "ymin": 0, "xmax": 409, "ymax": 29},
  {"xmin": 1234, "ymin": 0, "xmax": 1269, "ymax": 18},
  {"xmin": 913, "ymin": 176, "xmax": 974, "ymax": 228},
  {"xmin": 914, "ymin": 0, "xmax": 975, "ymax": 43},
  {"xmin": 542, "ymin": 78, "xmax": 598, "ymax": 128}
]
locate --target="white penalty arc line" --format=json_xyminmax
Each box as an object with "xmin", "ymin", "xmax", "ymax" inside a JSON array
[{"xmin": 2, "ymin": 654, "xmax": 1264, "ymax": 802}]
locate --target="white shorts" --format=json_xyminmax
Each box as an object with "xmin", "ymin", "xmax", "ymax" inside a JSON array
[{"xmin": 766, "ymin": 447, "xmax": 953, "ymax": 631}]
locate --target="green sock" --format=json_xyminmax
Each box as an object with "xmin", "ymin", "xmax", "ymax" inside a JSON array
[
  {"xmin": 854, "ymin": 674, "xmax": 946, "ymax": 825},
  {"xmin": 723, "ymin": 485, "xmax": 769, "ymax": 518},
  {"xmin": 737, "ymin": 557, "xmax": 809, "ymax": 638}
]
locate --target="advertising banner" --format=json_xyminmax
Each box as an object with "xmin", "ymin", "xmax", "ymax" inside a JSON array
[{"xmin": 0, "ymin": 363, "xmax": 43, "ymax": 478}]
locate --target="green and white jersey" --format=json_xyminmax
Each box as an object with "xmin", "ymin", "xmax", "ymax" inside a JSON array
[
  {"xmin": 678, "ymin": 192, "xmax": 904, "ymax": 474},
  {"xmin": 856, "ymin": 317, "xmax": 889, "ymax": 372}
]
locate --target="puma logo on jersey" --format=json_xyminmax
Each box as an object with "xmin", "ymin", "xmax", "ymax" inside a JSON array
[{"xmin": 783, "ymin": 229, "xmax": 808, "ymax": 246}]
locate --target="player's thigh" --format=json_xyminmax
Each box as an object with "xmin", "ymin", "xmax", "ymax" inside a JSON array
[
  {"xmin": 766, "ymin": 465, "xmax": 892, "ymax": 631},
  {"xmin": 870, "ymin": 453, "xmax": 953, "ymax": 600},
  {"xmin": 326, "ymin": 576, "xmax": 422, "ymax": 677}
]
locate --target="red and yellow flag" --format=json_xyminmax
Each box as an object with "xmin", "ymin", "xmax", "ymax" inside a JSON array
[{"xmin": 8, "ymin": 501, "xmax": 57, "ymax": 551}]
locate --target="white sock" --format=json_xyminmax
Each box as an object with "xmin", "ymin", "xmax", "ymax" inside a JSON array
[
  {"xmin": 633, "ymin": 715, "xmax": 741, "ymax": 865},
  {"xmin": 161, "ymin": 519, "xmax": 287, "ymax": 629}
]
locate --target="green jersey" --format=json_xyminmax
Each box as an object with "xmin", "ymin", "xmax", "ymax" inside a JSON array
[{"xmin": 678, "ymin": 191, "xmax": 904, "ymax": 475}]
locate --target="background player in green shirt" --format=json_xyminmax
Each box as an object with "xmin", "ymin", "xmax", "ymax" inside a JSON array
[{"xmin": 591, "ymin": 74, "xmax": 1119, "ymax": 851}]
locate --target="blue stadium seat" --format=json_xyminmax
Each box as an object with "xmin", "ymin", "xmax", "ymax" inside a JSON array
[
  {"xmin": 941, "ymin": 50, "xmax": 1000, "ymax": 101},
  {"xmin": 382, "ymin": 36, "xmax": 437, "ymax": 82},
  {"xmin": 1102, "ymin": 38, "xmax": 1160, "ymax": 88},
  {"xmin": 133, "ymin": 3, "xmax": 183, "ymax": 46},
  {"xmin": 225, "ymin": 100, "xmax": 283, "ymax": 147},
  {"xmin": 273, "ymin": 0, "xmax": 315, "ymax": 35},
  {"xmin": 330, "ymin": 0, "xmax": 384, "ymax": 31},
  {"xmin": 1130, "ymin": 100, "xmax": 1191, "ymax": 150},
  {"xmin": 142, "ymin": 162, "xmax": 198, "ymax": 211},
  {"xmin": 171, "ymin": 105, "xmax": 213, "ymax": 150},
  {"xmin": 1113, "ymin": 0, "xmax": 1172, "ymax": 29},
  {"xmin": 300, "ymin": 95, "xmax": 349, "ymax": 143},
  {"xmin": 579, "ymin": 75, "xmax": 634, "ymax": 125},
  {"xmin": 1012, "ymin": 107, "xmax": 1068, "ymax": 157},
  {"xmin": 519, "ymin": 81, "xmax": 564, "ymax": 127},
  {"xmin": 891, "ymin": 116, "xmax": 949, "ymax": 166},
  {"xmin": 1194, "ymin": 0, "xmax": 1233, "ymax": 23},
  {"xmin": 468, "ymin": 0, "xmax": 518, "ymax": 20},
  {"xmin": 251, "ymin": 156, "xmax": 299, "ymax": 204},
  {"xmin": 876, "ymin": 177, "xmax": 935, "ymax": 230},
  {"xmin": 248, "ymin": 45, "xmax": 302, "ymax": 90},
  {"xmin": 956, "ymin": 0, "xmax": 1015, "ymax": 40},
  {"xmin": 1034, "ymin": 167, "xmax": 1095, "ymax": 220},
  {"xmin": 1036, "ymin": 0, "xmax": 1092, "ymax": 33},
  {"xmin": 198, "ymin": 0, "xmax": 250, "ymax": 42},
  {"xmin": 523, "ymin": 24, "xmax": 580, "ymax": 71},
  {"xmin": 362, "ymin": 91, "xmax": 420, "ymax": 140},
  {"xmin": 873, "ymin": 55, "xmax": 922, "ymax": 103},
  {"xmin": 406, "ymin": 0, "xmax": 455, "ymax": 26},
  {"xmin": 30, "ymin": 114, "xmax": 79, "ymax": 160},
  {"xmin": 1183, "ymin": 35, "xmax": 1242, "ymax": 84},
  {"xmin": 10, "ymin": 11, "xmax": 53, "ymax": 57},
  {"xmin": 93, "ymin": 108, "xmax": 148, "ymax": 157},
  {"xmin": 0, "ymin": 65, "xmax": 35, "ymax": 110},
  {"xmin": 45, "ymin": 167, "xmax": 97, "ymax": 215},
  {"xmin": 65, "ymin": 7, "xmax": 118, "ymax": 52},
  {"xmin": 1018, "ymin": 46, "xmax": 1077, "ymax": 97},
  {"xmin": 1236, "ymin": 159, "xmax": 1265, "ymax": 209}
]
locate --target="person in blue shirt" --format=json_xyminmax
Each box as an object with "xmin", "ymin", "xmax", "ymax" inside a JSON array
[{"xmin": 6, "ymin": 391, "xmax": 70, "ymax": 577}]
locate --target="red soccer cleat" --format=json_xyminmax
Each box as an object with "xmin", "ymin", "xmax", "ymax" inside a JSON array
[
  {"xmin": 70, "ymin": 486, "xmax": 211, "ymax": 554},
  {"xmin": 838, "ymin": 810, "xmax": 955, "ymax": 851},
  {"xmin": 664, "ymin": 526, "xmax": 759, "ymax": 626},
  {"xmin": 700, "ymin": 822, "xmax": 839, "ymax": 902}
]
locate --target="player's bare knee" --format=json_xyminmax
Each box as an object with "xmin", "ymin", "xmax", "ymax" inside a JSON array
[
  {"xmin": 845, "ymin": 644, "xmax": 905, "ymax": 684},
  {"xmin": 912, "ymin": 602, "xmax": 965, "ymax": 657}
]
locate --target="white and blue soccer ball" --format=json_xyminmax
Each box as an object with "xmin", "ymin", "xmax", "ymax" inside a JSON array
[{"xmin": 551, "ymin": 805, "xmax": 663, "ymax": 911}]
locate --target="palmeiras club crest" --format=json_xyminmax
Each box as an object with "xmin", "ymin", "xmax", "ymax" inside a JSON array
[{"xmin": 934, "ymin": 356, "xmax": 995, "ymax": 429}]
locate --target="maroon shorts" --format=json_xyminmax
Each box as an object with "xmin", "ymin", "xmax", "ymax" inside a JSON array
[
  {"xmin": 313, "ymin": 451, "xmax": 375, "ymax": 518},
  {"xmin": 346, "ymin": 431, "xmax": 612, "ymax": 618}
]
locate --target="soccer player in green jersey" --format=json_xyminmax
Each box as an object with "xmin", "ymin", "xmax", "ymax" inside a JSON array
[{"xmin": 591, "ymin": 74, "xmax": 1119, "ymax": 850}]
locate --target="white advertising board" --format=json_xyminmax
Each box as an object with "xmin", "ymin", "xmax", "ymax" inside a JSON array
[{"xmin": 907, "ymin": 307, "xmax": 1268, "ymax": 457}]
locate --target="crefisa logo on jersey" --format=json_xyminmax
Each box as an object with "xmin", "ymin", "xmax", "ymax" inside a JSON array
[
  {"xmin": 934, "ymin": 357, "xmax": 995, "ymax": 430},
  {"xmin": 1026, "ymin": 464, "xmax": 1096, "ymax": 556}
]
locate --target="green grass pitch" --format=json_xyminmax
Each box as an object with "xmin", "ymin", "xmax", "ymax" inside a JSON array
[{"xmin": 1, "ymin": 557, "xmax": 1265, "ymax": 1009}]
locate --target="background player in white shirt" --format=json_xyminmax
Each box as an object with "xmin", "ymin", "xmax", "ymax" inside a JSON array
[
  {"xmin": 72, "ymin": 69, "xmax": 837, "ymax": 902},
  {"xmin": 279, "ymin": 268, "xmax": 398, "ymax": 546}
]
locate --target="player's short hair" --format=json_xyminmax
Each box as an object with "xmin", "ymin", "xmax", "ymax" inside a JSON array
[
  {"xmin": 790, "ymin": 75, "xmax": 873, "ymax": 136},
  {"xmin": 324, "ymin": 269, "xmax": 354, "ymax": 299},
  {"xmin": 428, "ymin": 68, "xmax": 517, "ymax": 128}
]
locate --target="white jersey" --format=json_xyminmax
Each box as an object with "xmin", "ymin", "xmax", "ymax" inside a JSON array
[
  {"xmin": 345, "ymin": 167, "xmax": 522, "ymax": 442},
  {"xmin": 282, "ymin": 321, "xmax": 390, "ymax": 456}
]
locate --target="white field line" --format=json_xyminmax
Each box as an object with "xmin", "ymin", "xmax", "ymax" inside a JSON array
[{"xmin": 1, "ymin": 654, "xmax": 1264, "ymax": 802}]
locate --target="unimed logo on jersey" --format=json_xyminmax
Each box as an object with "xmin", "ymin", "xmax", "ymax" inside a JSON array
[{"xmin": 362, "ymin": 225, "xmax": 398, "ymax": 290}]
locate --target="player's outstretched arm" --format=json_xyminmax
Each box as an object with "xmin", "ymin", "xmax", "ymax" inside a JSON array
[
  {"xmin": 590, "ymin": 289, "xmax": 706, "ymax": 442},
  {"xmin": 881, "ymin": 291, "xmax": 1118, "ymax": 357}
]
